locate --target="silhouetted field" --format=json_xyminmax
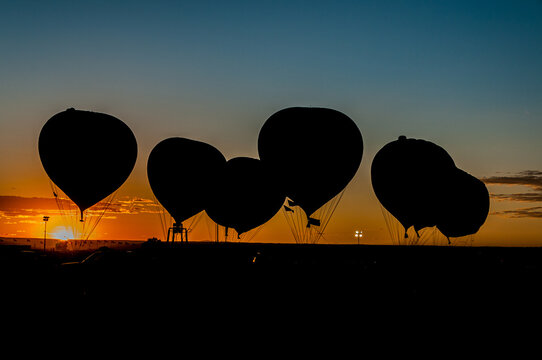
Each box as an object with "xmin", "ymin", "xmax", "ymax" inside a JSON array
[{"xmin": 3, "ymin": 241, "xmax": 542, "ymax": 313}]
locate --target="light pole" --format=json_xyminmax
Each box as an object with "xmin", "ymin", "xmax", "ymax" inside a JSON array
[
  {"xmin": 43, "ymin": 216, "xmax": 50, "ymax": 251},
  {"xmin": 354, "ymin": 230, "xmax": 363, "ymax": 245}
]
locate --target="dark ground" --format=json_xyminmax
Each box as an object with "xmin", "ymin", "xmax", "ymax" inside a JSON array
[
  {"xmin": 3, "ymin": 241, "xmax": 542, "ymax": 341},
  {"xmin": 3, "ymin": 241, "xmax": 542, "ymax": 306},
  {"xmin": 4, "ymin": 243, "xmax": 535, "ymax": 349}
]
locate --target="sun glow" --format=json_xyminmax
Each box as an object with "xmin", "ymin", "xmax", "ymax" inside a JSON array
[{"xmin": 50, "ymin": 226, "xmax": 74, "ymax": 240}]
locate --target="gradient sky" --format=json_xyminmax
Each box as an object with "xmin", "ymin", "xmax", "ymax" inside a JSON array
[{"xmin": 1, "ymin": 0, "xmax": 541, "ymax": 245}]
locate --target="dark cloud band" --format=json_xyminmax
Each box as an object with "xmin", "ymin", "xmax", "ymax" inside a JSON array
[
  {"xmin": 483, "ymin": 170, "xmax": 542, "ymax": 219},
  {"xmin": 482, "ymin": 170, "xmax": 542, "ymax": 191},
  {"xmin": 0, "ymin": 195, "xmax": 161, "ymax": 221},
  {"xmin": 491, "ymin": 207, "xmax": 542, "ymax": 219}
]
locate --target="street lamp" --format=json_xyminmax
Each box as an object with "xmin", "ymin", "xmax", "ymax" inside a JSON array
[
  {"xmin": 43, "ymin": 216, "xmax": 50, "ymax": 252},
  {"xmin": 354, "ymin": 230, "xmax": 363, "ymax": 245}
]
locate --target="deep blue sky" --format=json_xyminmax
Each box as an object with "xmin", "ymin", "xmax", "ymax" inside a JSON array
[{"xmin": 1, "ymin": 0, "xmax": 541, "ymax": 244}]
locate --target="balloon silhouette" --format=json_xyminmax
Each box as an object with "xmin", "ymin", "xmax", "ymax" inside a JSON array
[
  {"xmin": 371, "ymin": 136, "xmax": 456, "ymax": 236},
  {"xmin": 205, "ymin": 157, "xmax": 285, "ymax": 236},
  {"xmin": 147, "ymin": 137, "xmax": 226, "ymax": 224},
  {"xmin": 258, "ymin": 107, "xmax": 363, "ymax": 220},
  {"xmin": 436, "ymin": 168, "xmax": 490, "ymax": 238},
  {"xmin": 39, "ymin": 108, "xmax": 137, "ymax": 219}
]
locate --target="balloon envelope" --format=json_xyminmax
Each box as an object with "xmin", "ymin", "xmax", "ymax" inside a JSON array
[
  {"xmin": 371, "ymin": 136, "xmax": 456, "ymax": 233},
  {"xmin": 38, "ymin": 108, "xmax": 137, "ymax": 214},
  {"xmin": 436, "ymin": 168, "xmax": 490, "ymax": 238},
  {"xmin": 205, "ymin": 157, "xmax": 285, "ymax": 235},
  {"xmin": 258, "ymin": 107, "xmax": 363, "ymax": 217},
  {"xmin": 147, "ymin": 137, "xmax": 226, "ymax": 224}
]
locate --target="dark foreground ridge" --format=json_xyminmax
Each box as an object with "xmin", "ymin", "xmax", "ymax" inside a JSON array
[{"xmin": 3, "ymin": 242, "xmax": 542, "ymax": 310}]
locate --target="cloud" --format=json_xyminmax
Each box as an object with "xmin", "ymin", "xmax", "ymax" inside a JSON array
[
  {"xmin": 0, "ymin": 196, "xmax": 63, "ymax": 219},
  {"xmin": 491, "ymin": 207, "xmax": 542, "ymax": 219},
  {"xmin": 482, "ymin": 170, "xmax": 542, "ymax": 205},
  {"xmin": 490, "ymin": 193, "xmax": 542, "ymax": 202},
  {"xmin": 481, "ymin": 171, "xmax": 542, "ymax": 219},
  {"xmin": 482, "ymin": 170, "xmax": 542, "ymax": 191},
  {"xmin": 0, "ymin": 195, "xmax": 163, "ymax": 224},
  {"xmin": 90, "ymin": 196, "xmax": 163, "ymax": 215},
  {"xmin": 0, "ymin": 196, "xmax": 62, "ymax": 211}
]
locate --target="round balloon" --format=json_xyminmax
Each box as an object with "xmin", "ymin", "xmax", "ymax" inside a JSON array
[
  {"xmin": 258, "ymin": 107, "xmax": 363, "ymax": 218},
  {"xmin": 436, "ymin": 168, "xmax": 490, "ymax": 238},
  {"xmin": 371, "ymin": 136, "xmax": 456, "ymax": 234},
  {"xmin": 38, "ymin": 108, "xmax": 137, "ymax": 217},
  {"xmin": 205, "ymin": 157, "xmax": 286, "ymax": 235},
  {"xmin": 147, "ymin": 137, "xmax": 226, "ymax": 224}
]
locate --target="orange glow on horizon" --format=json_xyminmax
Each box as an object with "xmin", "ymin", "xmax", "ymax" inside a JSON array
[{"xmin": 0, "ymin": 186, "xmax": 541, "ymax": 246}]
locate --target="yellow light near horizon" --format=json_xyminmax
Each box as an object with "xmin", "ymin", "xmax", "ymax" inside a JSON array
[{"xmin": 50, "ymin": 226, "xmax": 74, "ymax": 240}]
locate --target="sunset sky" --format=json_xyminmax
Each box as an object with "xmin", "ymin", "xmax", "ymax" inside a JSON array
[{"xmin": 1, "ymin": 0, "xmax": 541, "ymax": 246}]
